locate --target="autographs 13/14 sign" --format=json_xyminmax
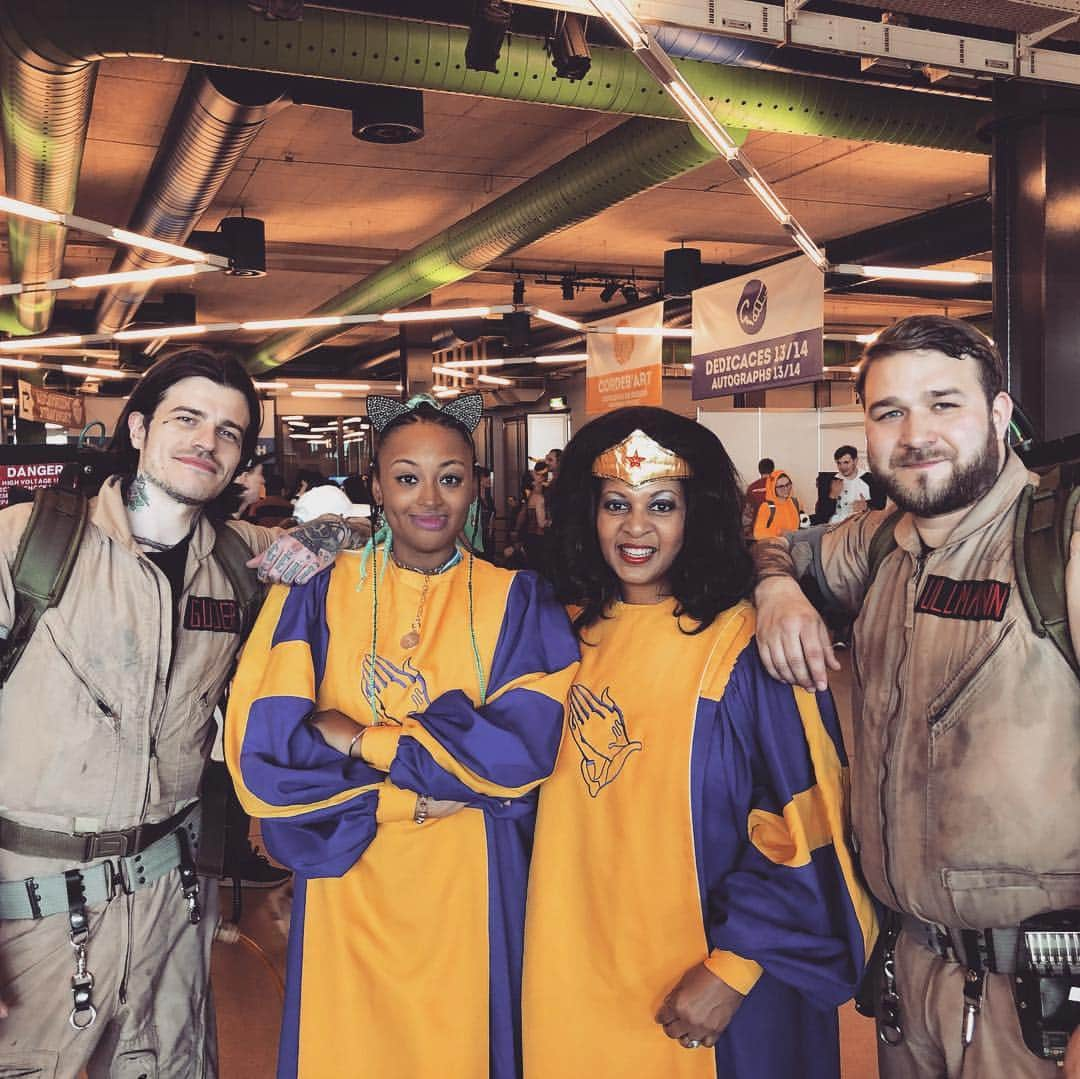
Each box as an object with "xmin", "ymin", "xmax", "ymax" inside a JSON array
[{"xmin": 690, "ymin": 256, "xmax": 823, "ymax": 400}]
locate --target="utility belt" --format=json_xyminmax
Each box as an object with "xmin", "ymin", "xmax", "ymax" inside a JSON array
[
  {"xmin": 860, "ymin": 908, "xmax": 1080, "ymax": 1063},
  {"xmin": 0, "ymin": 802, "xmax": 204, "ymax": 1032}
]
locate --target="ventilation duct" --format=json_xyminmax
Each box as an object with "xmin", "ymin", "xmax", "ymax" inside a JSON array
[
  {"xmin": 249, "ymin": 116, "xmax": 728, "ymax": 372},
  {"xmin": 7, "ymin": 3, "xmax": 987, "ymax": 154},
  {"xmin": 94, "ymin": 66, "xmax": 289, "ymax": 334},
  {"xmin": 0, "ymin": 7, "xmax": 97, "ymax": 333}
]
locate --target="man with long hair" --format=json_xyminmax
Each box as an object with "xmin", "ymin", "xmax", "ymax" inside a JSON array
[
  {"xmin": 753, "ymin": 315, "xmax": 1080, "ymax": 1078},
  {"xmin": 0, "ymin": 348, "xmax": 367, "ymax": 1078}
]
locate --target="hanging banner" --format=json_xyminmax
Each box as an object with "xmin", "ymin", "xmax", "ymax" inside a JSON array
[
  {"xmin": 691, "ymin": 256, "xmax": 823, "ymax": 400},
  {"xmin": 18, "ymin": 380, "xmax": 85, "ymax": 429},
  {"xmin": 586, "ymin": 302, "xmax": 663, "ymax": 415}
]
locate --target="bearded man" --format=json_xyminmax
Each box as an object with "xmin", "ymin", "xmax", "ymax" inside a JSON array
[{"xmin": 751, "ymin": 314, "xmax": 1080, "ymax": 1079}]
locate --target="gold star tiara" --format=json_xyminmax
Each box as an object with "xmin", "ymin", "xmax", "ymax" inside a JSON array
[{"xmin": 591, "ymin": 429, "xmax": 692, "ymax": 488}]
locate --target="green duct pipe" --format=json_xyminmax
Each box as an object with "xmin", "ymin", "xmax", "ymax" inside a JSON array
[
  {"xmin": 249, "ymin": 116, "xmax": 732, "ymax": 372},
  {"xmin": 9, "ymin": 2, "xmax": 986, "ymax": 154},
  {"xmin": 0, "ymin": 7, "xmax": 97, "ymax": 332}
]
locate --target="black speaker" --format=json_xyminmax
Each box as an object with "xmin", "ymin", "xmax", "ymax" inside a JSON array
[
  {"xmin": 219, "ymin": 216, "xmax": 266, "ymax": 277},
  {"xmin": 352, "ymin": 88, "xmax": 424, "ymax": 143},
  {"xmin": 664, "ymin": 248, "xmax": 702, "ymax": 298}
]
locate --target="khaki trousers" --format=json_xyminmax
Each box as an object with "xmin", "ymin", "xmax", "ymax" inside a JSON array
[
  {"xmin": 876, "ymin": 927, "xmax": 1060, "ymax": 1079},
  {"xmin": 0, "ymin": 872, "xmax": 219, "ymax": 1079}
]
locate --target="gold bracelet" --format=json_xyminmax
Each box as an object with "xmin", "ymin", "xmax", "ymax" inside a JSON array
[
  {"xmin": 346, "ymin": 728, "xmax": 366, "ymax": 759},
  {"xmin": 413, "ymin": 794, "xmax": 430, "ymax": 825}
]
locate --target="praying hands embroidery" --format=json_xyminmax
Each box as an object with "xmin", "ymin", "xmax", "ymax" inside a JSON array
[{"xmin": 567, "ymin": 683, "xmax": 642, "ymax": 797}]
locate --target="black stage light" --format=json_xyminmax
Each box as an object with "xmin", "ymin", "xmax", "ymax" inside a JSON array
[
  {"xmin": 561, "ymin": 275, "xmax": 575, "ymax": 301},
  {"xmin": 513, "ymin": 277, "xmax": 526, "ymax": 305},
  {"xmin": 621, "ymin": 281, "xmax": 639, "ymax": 304},
  {"xmin": 549, "ymin": 14, "xmax": 591, "ymax": 81},
  {"xmin": 466, "ymin": 1, "xmax": 512, "ymax": 74},
  {"xmin": 599, "ymin": 280, "xmax": 619, "ymax": 303}
]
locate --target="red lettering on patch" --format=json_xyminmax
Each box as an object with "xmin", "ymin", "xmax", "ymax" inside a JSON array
[
  {"xmin": 915, "ymin": 575, "xmax": 1010, "ymax": 622},
  {"xmin": 183, "ymin": 596, "xmax": 242, "ymax": 633}
]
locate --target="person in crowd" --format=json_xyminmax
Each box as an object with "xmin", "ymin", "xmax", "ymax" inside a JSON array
[
  {"xmin": 518, "ymin": 462, "xmax": 551, "ymax": 573},
  {"xmin": 523, "ymin": 406, "xmax": 875, "ymax": 1079},
  {"xmin": 752, "ymin": 469, "xmax": 801, "ymax": 540},
  {"xmin": 475, "ymin": 464, "xmax": 497, "ymax": 556},
  {"xmin": 0, "ymin": 348, "xmax": 369, "ymax": 1078},
  {"xmin": 226, "ymin": 393, "xmax": 579, "ymax": 1079},
  {"xmin": 234, "ymin": 454, "xmax": 269, "ymax": 519},
  {"xmin": 341, "ymin": 472, "xmax": 372, "ymax": 511},
  {"xmin": 245, "ymin": 472, "xmax": 295, "ymax": 528},
  {"xmin": 741, "ymin": 457, "xmax": 774, "ymax": 536},
  {"xmin": 288, "ymin": 467, "xmax": 327, "ymax": 503},
  {"xmin": 752, "ymin": 314, "xmax": 1080, "ymax": 1078},
  {"xmin": 544, "ymin": 447, "xmax": 562, "ymax": 483},
  {"xmin": 827, "ymin": 445, "xmax": 871, "ymax": 523}
]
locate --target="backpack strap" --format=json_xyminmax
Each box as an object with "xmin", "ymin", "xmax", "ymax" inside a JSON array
[
  {"xmin": 1014, "ymin": 470, "xmax": 1079, "ymax": 677},
  {"xmin": 765, "ymin": 501, "xmax": 777, "ymax": 529},
  {"xmin": 211, "ymin": 524, "xmax": 265, "ymax": 639},
  {"xmin": 865, "ymin": 507, "xmax": 904, "ymax": 594},
  {"xmin": 0, "ymin": 488, "xmax": 88, "ymax": 687}
]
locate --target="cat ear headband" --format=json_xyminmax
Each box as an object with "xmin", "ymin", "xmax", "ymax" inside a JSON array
[{"xmin": 365, "ymin": 393, "xmax": 484, "ymax": 435}]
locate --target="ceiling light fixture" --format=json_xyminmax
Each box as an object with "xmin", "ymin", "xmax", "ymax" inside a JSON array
[
  {"xmin": 612, "ymin": 326, "xmax": 693, "ymax": 338},
  {"xmin": 476, "ymin": 373, "xmax": 513, "ymax": 386},
  {"xmin": 833, "ymin": 263, "xmax": 988, "ymax": 284},
  {"xmin": 534, "ymin": 352, "xmax": 589, "ymax": 364},
  {"xmin": 290, "ymin": 390, "xmax": 343, "ymax": 398},
  {"xmin": 72, "ymin": 264, "xmax": 211, "ymax": 289},
  {"xmin": 59, "ymin": 364, "xmax": 129, "ymax": 379},
  {"xmin": 313, "ymin": 382, "xmax": 372, "ymax": 392},
  {"xmin": 441, "ymin": 358, "xmax": 506, "ymax": 369},
  {"xmin": 0, "ymin": 357, "xmax": 41, "ymax": 369},
  {"xmin": 588, "ymin": 0, "xmax": 648, "ymax": 49},
  {"xmin": 383, "ymin": 306, "xmax": 494, "ymax": 323},
  {"xmin": 0, "ymin": 334, "xmax": 86, "ymax": 351},
  {"xmin": 241, "ymin": 316, "xmax": 345, "ymax": 331},
  {"xmin": 431, "ymin": 365, "xmax": 466, "ymax": 378},
  {"xmin": 432, "ymin": 386, "xmax": 462, "ymax": 398},
  {"xmin": 114, "ymin": 324, "xmax": 209, "ymax": 342},
  {"xmin": 254, "ymin": 381, "xmax": 289, "ymax": 390},
  {"xmin": 534, "ymin": 308, "xmax": 583, "ymax": 331}
]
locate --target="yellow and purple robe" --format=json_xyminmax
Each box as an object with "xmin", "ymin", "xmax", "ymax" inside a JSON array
[
  {"xmin": 226, "ymin": 550, "xmax": 579, "ymax": 1079},
  {"xmin": 522, "ymin": 598, "xmax": 876, "ymax": 1079}
]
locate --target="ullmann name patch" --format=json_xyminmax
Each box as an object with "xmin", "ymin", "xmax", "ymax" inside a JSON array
[{"xmin": 915, "ymin": 574, "xmax": 1011, "ymax": 622}]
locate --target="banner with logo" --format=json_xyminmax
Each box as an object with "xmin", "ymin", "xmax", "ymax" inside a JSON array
[
  {"xmin": 18, "ymin": 379, "xmax": 85, "ymax": 428},
  {"xmin": 586, "ymin": 302, "xmax": 663, "ymax": 415},
  {"xmin": 691, "ymin": 256, "xmax": 823, "ymax": 400}
]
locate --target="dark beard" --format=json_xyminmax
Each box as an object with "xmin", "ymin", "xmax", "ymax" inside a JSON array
[
  {"xmin": 142, "ymin": 467, "xmax": 214, "ymax": 507},
  {"xmin": 872, "ymin": 425, "xmax": 1001, "ymax": 517}
]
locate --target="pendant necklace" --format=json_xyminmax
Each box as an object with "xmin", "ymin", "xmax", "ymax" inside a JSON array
[
  {"xmin": 393, "ymin": 551, "xmax": 459, "ymax": 650},
  {"xmin": 400, "ymin": 573, "xmax": 431, "ymax": 650}
]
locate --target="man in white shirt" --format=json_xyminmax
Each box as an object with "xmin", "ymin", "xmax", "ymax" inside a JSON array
[{"xmin": 829, "ymin": 444, "xmax": 870, "ymax": 523}]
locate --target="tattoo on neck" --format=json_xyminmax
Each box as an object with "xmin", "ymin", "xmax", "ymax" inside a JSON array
[{"xmin": 127, "ymin": 474, "xmax": 151, "ymax": 510}]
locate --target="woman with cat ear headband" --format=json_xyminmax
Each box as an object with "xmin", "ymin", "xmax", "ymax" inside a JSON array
[{"xmin": 226, "ymin": 393, "xmax": 579, "ymax": 1079}]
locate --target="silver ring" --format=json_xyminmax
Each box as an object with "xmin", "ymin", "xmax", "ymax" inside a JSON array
[{"xmin": 685, "ymin": 1040, "xmax": 700, "ymax": 1049}]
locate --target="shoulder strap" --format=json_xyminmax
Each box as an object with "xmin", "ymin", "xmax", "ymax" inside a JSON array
[
  {"xmin": 1014, "ymin": 470, "xmax": 1079, "ymax": 677},
  {"xmin": 765, "ymin": 501, "xmax": 776, "ymax": 528},
  {"xmin": 212, "ymin": 524, "xmax": 265, "ymax": 638},
  {"xmin": 865, "ymin": 507, "xmax": 904, "ymax": 594},
  {"xmin": 0, "ymin": 488, "xmax": 88, "ymax": 686}
]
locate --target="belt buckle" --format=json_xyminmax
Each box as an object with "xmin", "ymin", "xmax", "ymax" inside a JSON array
[{"xmin": 82, "ymin": 831, "xmax": 131, "ymax": 861}]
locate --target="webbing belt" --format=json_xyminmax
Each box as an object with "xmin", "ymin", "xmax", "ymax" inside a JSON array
[
  {"xmin": 0, "ymin": 806, "xmax": 201, "ymax": 920},
  {"xmin": 0, "ymin": 802, "xmax": 196, "ymax": 862},
  {"xmin": 902, "ymin": 914, "xmax": 1021, "ymax": 976}
]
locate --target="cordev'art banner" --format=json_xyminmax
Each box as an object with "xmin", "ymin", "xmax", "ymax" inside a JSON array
[
  {"xmin": 586, "ymin": 302, "xmax": 663, "ymax": 415},
  {"xmin": 691, "ymin": 256, "xmax": 823, "ymax": 399}
]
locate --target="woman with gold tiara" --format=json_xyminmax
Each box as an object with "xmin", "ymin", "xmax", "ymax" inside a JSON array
[
  {"xmin": 226, "ymin": 394, "xmax": 578, "ymax": 1079},
  {"xmin": 522, "ymin": 406, "xmax": 876, "ymax": 1079}
]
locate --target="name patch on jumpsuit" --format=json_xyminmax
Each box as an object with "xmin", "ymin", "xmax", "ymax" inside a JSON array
[
  {"xmin": 183, "ymin": 596, "xmax": 242, "ymax": 633},
  {"xmin": 915, "ymin": 575, "xmax": 1011, "ymax": 622}
]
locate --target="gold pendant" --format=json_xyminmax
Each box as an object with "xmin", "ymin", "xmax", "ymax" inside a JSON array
[{"xmin": 400, "ymin": 630, "xmax": 420, "ymax": 650}]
